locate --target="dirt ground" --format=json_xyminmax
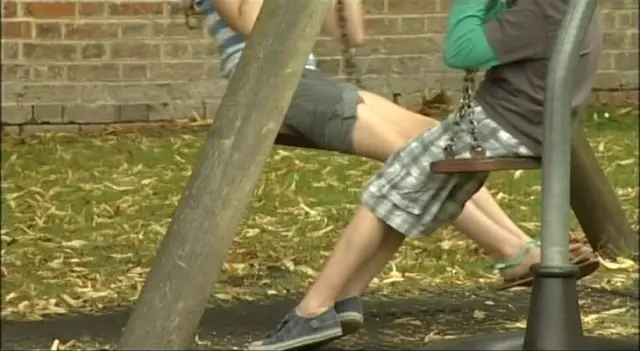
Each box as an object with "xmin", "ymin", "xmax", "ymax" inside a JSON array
[{"xmin": 2, "ymin": 285, "xmax": 637, "ymax": 350}]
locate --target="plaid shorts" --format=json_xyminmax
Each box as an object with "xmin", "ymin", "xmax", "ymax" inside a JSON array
[{"xmin": 362, "ymin": 104, "xmax": 535, "ymax": 238}]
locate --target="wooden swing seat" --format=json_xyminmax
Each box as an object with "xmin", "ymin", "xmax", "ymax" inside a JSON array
[
  {"xmin": 430, "ymin": 156, "xmax": 541, "ymax": 173},
  {"xmin": 276, "ymin": 126, "xmax": 541, "ymax": 172}
]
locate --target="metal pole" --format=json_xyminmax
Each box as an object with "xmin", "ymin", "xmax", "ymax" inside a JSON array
[{"xmin": 540, "ymin": 0, "xmax": 598, "ymax": 266}]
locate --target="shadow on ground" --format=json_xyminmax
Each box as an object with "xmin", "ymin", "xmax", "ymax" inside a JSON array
[{"xmin": 2, "ymin": 286, "xmax": 637, "ymax": 350}]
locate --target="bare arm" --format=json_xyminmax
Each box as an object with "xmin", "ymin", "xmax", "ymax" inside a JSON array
[
  {"xmin": 214, "ymin": 0, "xmax": 263, "ymax": 37},
  {"xmin": 215, "ymin": 0, "xmax": 364, "ymax": 46},
  {"xmin": 324, "ymin": 0, "xmax": 365, "ymax": 46}
]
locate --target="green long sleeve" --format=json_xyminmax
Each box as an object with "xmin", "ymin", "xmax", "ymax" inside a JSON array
[{"xmin": 442, "ymin": 0, "xmax": 502, "ymax": 70}]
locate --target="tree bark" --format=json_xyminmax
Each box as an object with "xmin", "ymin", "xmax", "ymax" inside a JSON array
[
  {"xmin": 117, "ymin": 1, "xmax": 334, "ymax": 348},
  {"xmin": 570, "ymin": 125, "xmax": 637, "ymax": 258}
]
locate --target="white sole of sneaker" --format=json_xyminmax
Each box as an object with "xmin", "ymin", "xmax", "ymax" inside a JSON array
[{"xmin": 247, "ymin": 327, "xmax": 343, "ymax": 351}]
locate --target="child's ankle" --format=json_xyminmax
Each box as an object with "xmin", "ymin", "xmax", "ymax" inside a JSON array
[
  {"xmin": 295, "ymin": 304, "xmax": 331, "ymax": 318},
  {"xmin": 337, "ymin": 292, "xmax": 359, "ymax": 302}
]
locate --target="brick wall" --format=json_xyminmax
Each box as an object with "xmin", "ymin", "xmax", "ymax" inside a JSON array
[{"xmin": 1, "ymin": 0, "xmax": 638, "ymax": 133}]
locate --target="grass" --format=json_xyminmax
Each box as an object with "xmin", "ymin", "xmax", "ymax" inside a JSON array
[{"xmin": 1, "ymin": 106, "xmax": 638, "ymax": 347}]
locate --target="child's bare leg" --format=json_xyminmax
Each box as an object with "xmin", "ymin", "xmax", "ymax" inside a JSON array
[
  {"xmin": 247, "ymin": 106, "xmax": 597, "ymax": 351},
  {"xmin": 336, "ymin": 100, "xmax": 548, "ymax": 299},
  {"xmin": 340, "ymin": 97, "xmax": 530, "ymax": 291},
  {"xmin": 357, "ymin": 91, "xmax": 530, "ymax": 241},
  {"xmin": 336, "ymin": 221, "xmax": 405, "ymax": 301},
  {"xmin": 336, "ymin": 200, "xmax": 527, "ymax": 301},
  {"xmin": 296, "ymin": 206, "xmax": 395, "ymax": 315},
  {"xmin": 469, "ymin": 187, "xmax": 530, "ymax": 241}
]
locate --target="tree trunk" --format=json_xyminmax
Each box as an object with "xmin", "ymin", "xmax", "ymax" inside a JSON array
[
  {"xmin": 117, "ymin": 1, "xmax": 333, "ymax": 349},
  {"xmin": 570, "ymin": 125, "xmax": 637, "ymax": 258}
]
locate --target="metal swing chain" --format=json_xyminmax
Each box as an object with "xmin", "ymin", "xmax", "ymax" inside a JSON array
[
  {"xmin": 443, "ymin": 69, "xmax": 486, "ymax": 159},
  {"xmin": 443, "ymin": 0, "xmax": 520, "ymax": 159},
  {"xmin": 335, "ymin": 0, "xmax": 364, "ymax": 89},
  {"xmin": 183, "ymin": 0, "xmax": 202, "ymax": 30}
]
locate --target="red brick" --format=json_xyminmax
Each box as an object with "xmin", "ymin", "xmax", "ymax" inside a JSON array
[
  {"xmin": 78, "ymin": 2, "xmax": 106, "ymax": 17},
  {"xmin": 120, "ymin": 21, "xmax": 152, "ymax": 38},
  {"xmin": 313, "ymin": 38, "xmax": 341, "ymax": 57},
  {"xmin": 1, "ymin": 104, "xmax": 32, "ymax": 124},
  {"xmin": 64, "ymin": 104, "xmax": 118, "ymax": 123},
  {"xmin": 425, "ymin": 14, "xmax": 448, "ymax": 33},
  {"xmin": 111, "ymin": 41, "xmax": 161, "ymax": 60},
  {"xmin": 120, "ymin": 63, "xmax": 149, "ymax": 81},
  {"xmin": 365, "ymin": 18, "xmax": 400, "ymax": 36},
  {"xmin": 391, "ymin": 56, "xmax": 425, "ymax": 75},
  {"xmin": 80, "ymin": 43, "xmax": 108, "ymax": 60},
  {"xmin": 35, "ymin": 22, "xmax": 63, "ymax": 39},
  {"xmin": 616, "ymin": 11, "xmax": 638, "ymax": 28},
  {"xmin": 33, "ymin": 104, "xmax": 64, "ymax": 123},
  {"xmin": 67, "ymin": 63, "xmax": 120, "ymax": 82},
  {"xmin": 119, "ymin": 104, "xmax": 150, "ymax": 122},
  {"xmin": 152, "ymin": 21, "xmax": 193, "ymax": 38},
  {"xmin": 363, "ymin": 0, "xmax": 385, "ymax": 13},
  {"xmin": 600, "ymin": 11, "xmax": 616, "ymax": 29},
  {"xmin": 165, "ymin": 2, "xmax": 185, "ymax": 17},
  {"xmin": 25, "ymin": 1, "xmax": 77, "ymax": 19},
  {"xmin": 387, "ymin": 0, "xmax": 437, "ymax": 14},
  {"xmin": 23, "ymin": 43, "xmax": 77, "ymax": 61},
  {"xmin": 2, "ymin": 21, "xmax": 32, "ymax": 38},
  {"xmin": 2, "ymin": 63, "xmax": 31, "ymax": 81},
  {"xmin": 162, "ymin": 42, "xmax": 191, "ymax": 59},
  {"xmin": 353, "ymin": 56, "xmax": 389, "ymax": 75},
  {"xmin": 191, "ymin": 41, "xmax": 217, "ymax": 59},
  {"xmin": 64, "ymin": 22, "xmax": 119, "ymax": 40},
  {"xmin": 2, "ymin": 1, "xmax": 18, "ymax": 19},
  {"xmin": 382, "ymin": 36, "xmax": 433, "ymax": 55},
  {"xmin": 1, "ymin": 41, "xmax": 20, "ymax": 60},
  {"xmin": 613, "ymin": 51, "xmax": 639, "ymax": 71},
  {"xmin": 108, "ymin": 2, "xmax": 163, "ymax": 17},
  {"xmin": 602, "ymin": 31, "xmax": 628, "ymax": 50},
  {"xmin": 148, "ymin": 62, "xmax": 205, "ymax": 81},
  {"xmin": 32, "ymin": 65, "xmax": 66, "ymax": 81},
  {"xmin": 595, "ymin": 71, "xmax": 624, "ymax": 90}
]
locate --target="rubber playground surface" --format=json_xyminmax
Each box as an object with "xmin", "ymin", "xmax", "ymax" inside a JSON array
[{"xmin": 2, "ymin": 285, "xmax": 637, "ymax": 350}]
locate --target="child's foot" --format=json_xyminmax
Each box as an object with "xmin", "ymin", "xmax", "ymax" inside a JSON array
[
  {"xmin": 247, "ymin": 307, "xmax": 342, "ymax": 351},
  {"xmin": 335, "ymin": 297, "xmax": 363, "ymax": 335},
  {"xmin": 493, "ymin": 240, "xmax": 600, "ymax": 290}
]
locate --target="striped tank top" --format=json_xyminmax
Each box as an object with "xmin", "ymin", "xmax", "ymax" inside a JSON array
[{"xmin": 195, "ymin": 0, "xmax": 318, "ymax": 78}]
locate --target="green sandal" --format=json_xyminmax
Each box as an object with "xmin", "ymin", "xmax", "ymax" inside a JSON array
[{"xmin": 492, "ymin": 240, "xmax": 600, "ymax": 291}]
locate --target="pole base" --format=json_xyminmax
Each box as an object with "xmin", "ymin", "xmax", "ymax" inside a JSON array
[{"xmin": 522, "ymin": 263, "xmax": 583, "ymax": 350}]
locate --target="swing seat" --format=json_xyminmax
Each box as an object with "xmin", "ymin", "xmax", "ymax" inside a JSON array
[
  {"xmin": 274, "ymin": 125, "xmax": 318, "ymax": 149},
  {"xmin": 430, "ymin": 156, "xmax": 541, "ymax": 173}
]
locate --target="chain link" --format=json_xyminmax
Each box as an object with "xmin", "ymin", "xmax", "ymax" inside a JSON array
[
  {"xmin": 185, "ymin": 0, "xmax": 484, "ymax": 158},
  {"xmin": 443, "ymin": 69, "xmax": 486, "ymax": 159},
  {"xmin": 336, "ymin": 0, "xmax": 364, "ymax": 89}
]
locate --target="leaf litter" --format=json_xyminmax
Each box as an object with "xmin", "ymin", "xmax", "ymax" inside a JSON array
[{"xmin": 0, "ymin": 114, "xmax": 637, "ymax": 347}]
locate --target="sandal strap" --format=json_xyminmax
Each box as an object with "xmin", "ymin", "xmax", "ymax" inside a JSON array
[{"xmin": 491, "ymin": 240, "xmax": 540, "ymax": 271}]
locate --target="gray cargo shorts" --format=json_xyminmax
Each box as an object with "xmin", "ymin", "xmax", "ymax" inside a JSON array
[
  {"xmin": 283, "ymin": 68, "xmax": 363, "ymax": 153},
  {"xmin": 362, "ymin": 104, "xmax": 535, "ymax": 238}
]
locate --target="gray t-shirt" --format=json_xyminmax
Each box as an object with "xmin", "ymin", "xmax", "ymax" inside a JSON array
[{"xmin": 475, "ymin": 0, "xmax": 602, "ymax": 155}]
